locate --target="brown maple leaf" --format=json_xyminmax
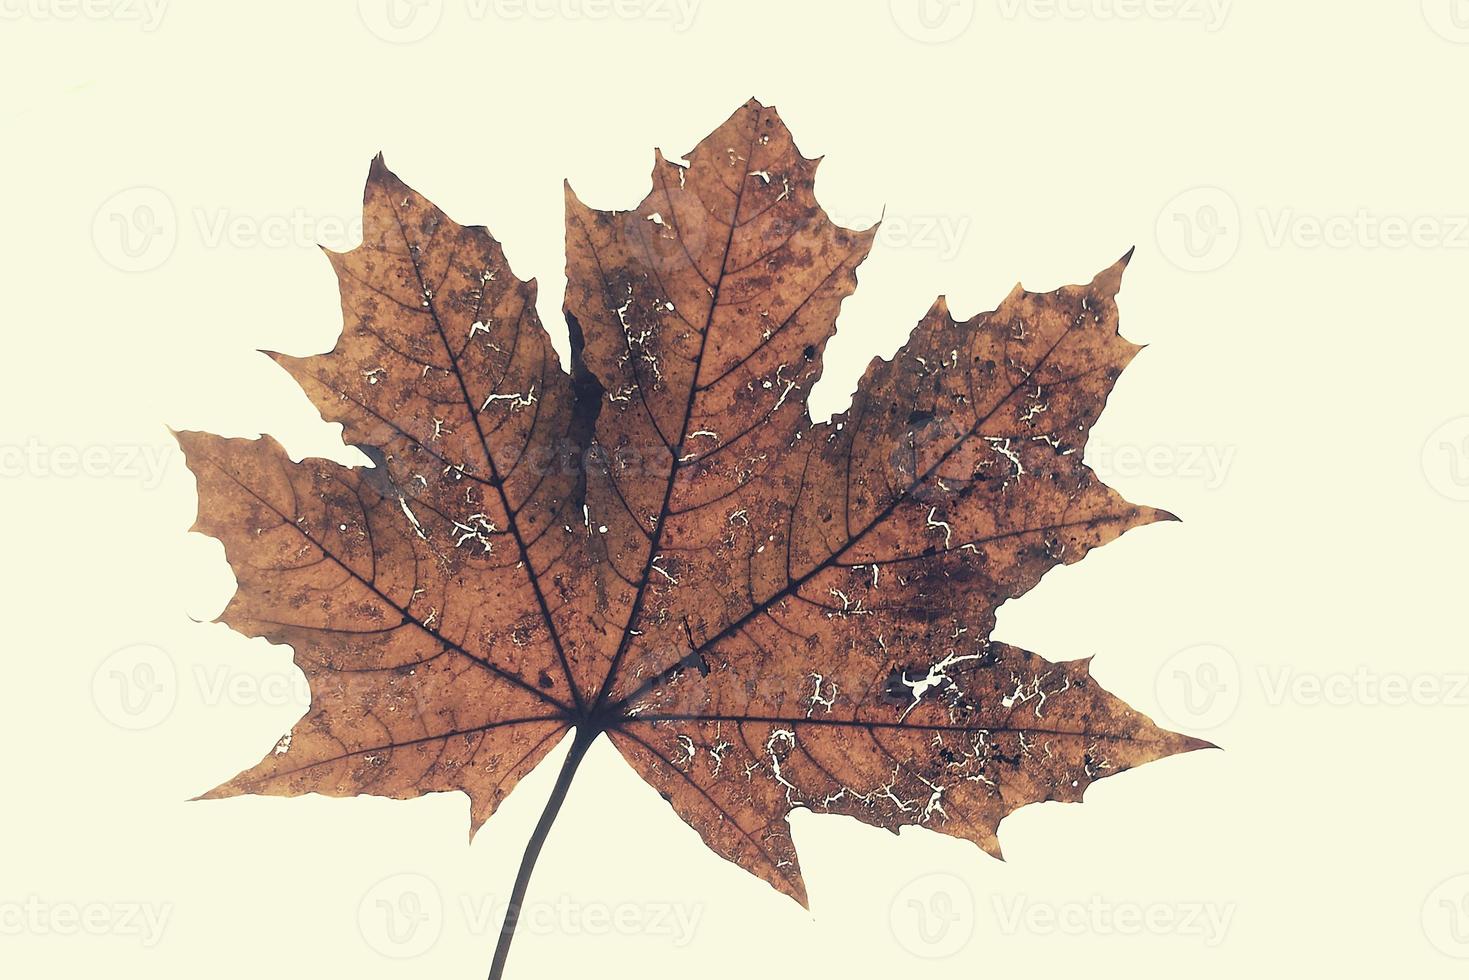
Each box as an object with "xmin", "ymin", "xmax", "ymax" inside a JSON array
[{"xmin": 178, "ymin": 99, "xmax": 1211, "ymax": 977}]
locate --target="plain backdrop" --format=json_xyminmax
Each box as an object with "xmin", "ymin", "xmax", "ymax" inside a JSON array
[{"xmin": 4, "ymin": 1, "xmax": 1469, "ymax": 977}]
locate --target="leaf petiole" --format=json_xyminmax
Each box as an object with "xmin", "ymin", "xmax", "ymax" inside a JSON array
[{"xmin": 488, "ymin": 724, "xmax": 599, "ymax": 980}]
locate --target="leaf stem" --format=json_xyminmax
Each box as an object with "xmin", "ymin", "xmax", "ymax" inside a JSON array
[{"xmin": 488, "ymin": 725, "xmax": 597, "ymax": 980}]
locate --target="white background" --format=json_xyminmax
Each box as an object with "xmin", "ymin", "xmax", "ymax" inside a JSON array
[{"xmin": 4, "ymin": 1, "xmax": 1469, "ymax": 976}]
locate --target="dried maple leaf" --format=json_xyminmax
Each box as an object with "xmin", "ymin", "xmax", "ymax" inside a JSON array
[{"xmin": 179, "ymin": 99, "xmax": 1211, "ymax": 976}]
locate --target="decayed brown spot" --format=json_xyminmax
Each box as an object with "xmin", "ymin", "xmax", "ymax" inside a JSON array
[{"xmin": 179, "ymin": 98, "xmax": 1210, "ymax": 974}]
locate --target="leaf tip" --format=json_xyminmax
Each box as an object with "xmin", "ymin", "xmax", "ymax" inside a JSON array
[
  {"xmin": 562, "ymin": 178, "xmax": 586, "ymax": 211},
  {"xmin": 169, "ymin": 427, "xmax": 204, "ymax": 461},
  {"xmin": 1091, "ymin": 248, "xmax": 1135, "ymax": 297},
  {"xmin": 784, "ymin": 874, "xmax": 811, "ymax": 910},
  {"xmin": 1179, "ymin": 734, "xmax": 1222, "ymax": 754},
  {"xmin": 189, "ymin": 782, "xmax": 238, "ymax": 803},
  {"xmin": 365, "ymin": 152, "xmax": 402, "ymax": 203},
  {"xmin": 468, "ymin": 811, "xmax": 487, "ymax": 844}
]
